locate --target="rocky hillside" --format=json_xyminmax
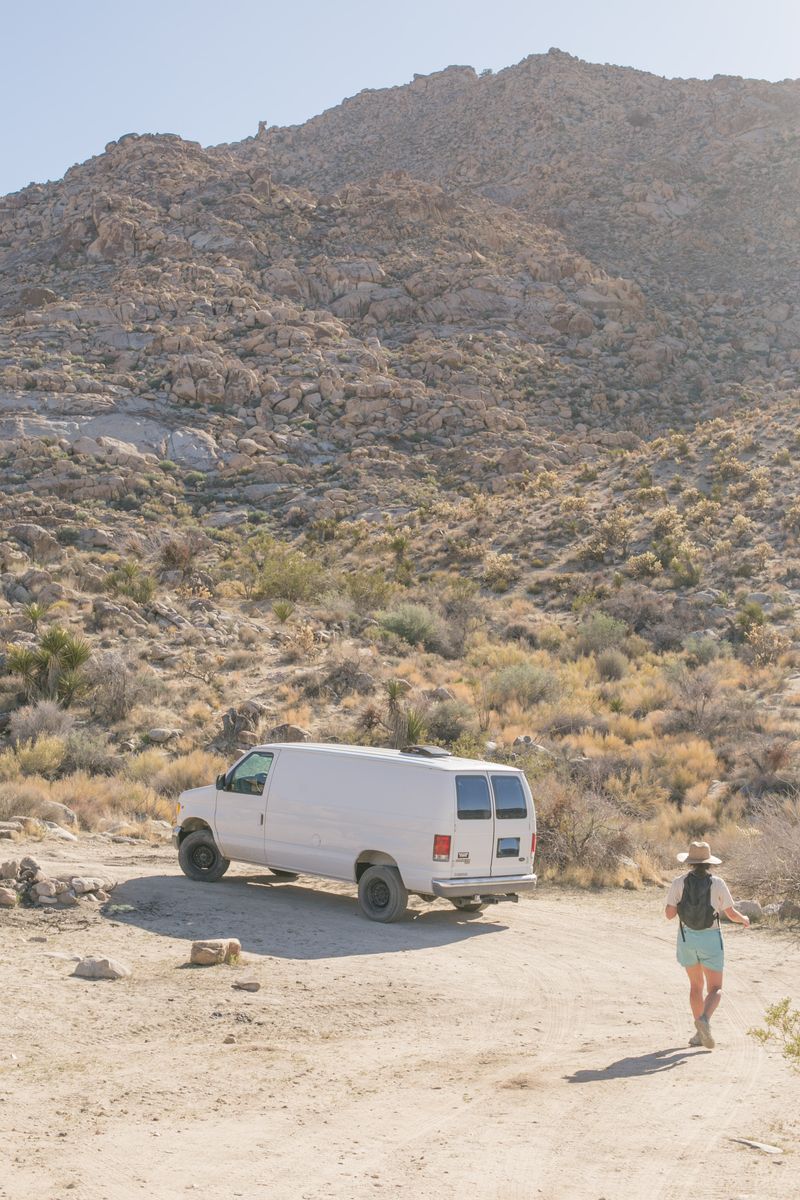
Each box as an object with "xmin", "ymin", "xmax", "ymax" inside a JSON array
[{"xmin": 1, "ymin": 52, "xmax": 799, "ymax": 889}]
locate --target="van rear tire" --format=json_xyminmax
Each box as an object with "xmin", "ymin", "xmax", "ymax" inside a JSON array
[
  {"xmin": 178, "ymin": 830, "xmax": 230, "ymax": 882},
  {"xmin": 358, "ymin": 865, "xmax": 408, "ymax": 922}
]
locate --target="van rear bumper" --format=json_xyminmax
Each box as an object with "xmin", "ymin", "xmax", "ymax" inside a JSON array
[{"xmin": 432, "ymin": 873, "xmax": 538, "ymax": 898}]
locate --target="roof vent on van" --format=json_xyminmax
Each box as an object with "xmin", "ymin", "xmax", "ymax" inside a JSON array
[{"xmin": 403, "ymin": 745, "xmax": 453, "ymax": 758}]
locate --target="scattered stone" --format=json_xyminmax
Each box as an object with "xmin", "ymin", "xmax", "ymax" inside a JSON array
[
  {"xmin": 269, "ymin": 723, "xmax": 310, "ymax": 743},
  {"xmin": 190, "ymin": 938, "xmax": 242, "ymax": 966},
  {"xmin": 778, "ymin": 899, "xmax": 800, "ymax": 920},
  {"xmin": 223, "ymin": 1034, "xmax": 237, "ymax": 1044},
  {"xmin": 147, "ymin": 728, "xmax": 181, "ymax": 744},
  {"xmin": 232, "ymin": 980, "xmax": 261, "ymax": 993},
  {"xmin": 73, "ymin": 956, "xmax": 131, "ymax": 981}
]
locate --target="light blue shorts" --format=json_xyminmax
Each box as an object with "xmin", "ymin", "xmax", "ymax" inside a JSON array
[{"xmin": 676, "ymin": 926, "xmax": 724, "ymax": 972}]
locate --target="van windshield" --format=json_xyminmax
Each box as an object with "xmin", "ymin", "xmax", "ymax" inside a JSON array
[
  {"xmin": 492, "ymin": 775, "xmax": 527, "ymax": 819},
  {"xmin": 456, "ymin": 775, "xmax": 492, "ymax": 820}
]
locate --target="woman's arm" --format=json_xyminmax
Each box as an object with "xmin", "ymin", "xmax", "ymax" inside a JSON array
[
  {"xmin": 723, "ymin": 906, "xmax": 751, "ymax": 927},
  {"xmin": 665, "ymin": 904, "xmax": 678, "ymax": 920}
]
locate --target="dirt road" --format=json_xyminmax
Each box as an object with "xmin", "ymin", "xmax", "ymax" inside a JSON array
[{"xmin": 2, "ymin": 838, "xmax": 798, "ymax": 1200}]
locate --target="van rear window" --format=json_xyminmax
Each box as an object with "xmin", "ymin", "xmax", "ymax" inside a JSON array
[
  {"xmin": 456, "ymin": 776, "xmax": 492, "ymax": 820},
  {"xmin": 492, "ymin": 775, "xmax": 527, "ymax": 820}
]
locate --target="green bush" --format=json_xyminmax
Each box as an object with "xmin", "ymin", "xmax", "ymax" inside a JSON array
[
  {"xmin": 378, "ymin": 603, "xmax": 445, "ymax": 652},
  {"xmin": 596, "ymin": 649, "xmax": 628, "ymax": 681},
  {"xmin": 344, "ymin": 569, "xmax": 393, "ymax": 614},
  {"xmin": 488, "ymin": 663, "xmax": 559, "ymax": 709},
  {"xmin": 426, "ymin": 700, "xmax": 476, "ymax": 743},
  {"xmin": 749, "ymin": 999, "xmax": 800, "ymax": 1071},
  {"xmin": 252, "ymin": 546, "xmax": 326, "ymax": 603},
  {"xmin": 574, "ymin": 612, "xmax": 628, "ymax": 657}
]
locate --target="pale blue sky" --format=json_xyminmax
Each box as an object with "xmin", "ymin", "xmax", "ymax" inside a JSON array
[{"xmin": 2, "ymin": 0, "xmax": 798, "ymax": 196}]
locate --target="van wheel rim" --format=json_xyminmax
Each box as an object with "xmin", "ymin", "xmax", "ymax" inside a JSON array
[
  {"xmin": 192, "ymin": 845, "xmax": 215, "ymax": 870},
  {"xmin": 367, "ymin": 879, "xmax": 390, "ymax": 909}
]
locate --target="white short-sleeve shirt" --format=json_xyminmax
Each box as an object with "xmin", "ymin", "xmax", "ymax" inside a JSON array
[{"xmin": 666, "ymin": 872, "xmax": 734, "ymax": 915}]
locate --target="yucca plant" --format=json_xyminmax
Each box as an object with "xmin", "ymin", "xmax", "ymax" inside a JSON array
[{"xmin": 6, "ymin": 625, "xmax": 92, "ymax": 707}]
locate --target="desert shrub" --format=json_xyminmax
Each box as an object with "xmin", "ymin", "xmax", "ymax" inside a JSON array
[
  {"xmin": 596, "ymin": 649, "xmax": 628, "ymax": 682},
  {"xmin": 533, "ymin": 777, "xmax": 636, "ymax": 879},
  {"xmin": 378, "ymin": 603, "xmax": 446, "ymax": 652},
  {"xmin": 9, "ymin": 700, "xmax": 75, "ymax": 744},
  {"xmin": 683, "ymin": 635, "xmax": 725, "ymax": 667},
  {"xmin": 344, "ymin": 569, "xmax": 393, "ymax": 614},
  {"xmin": 251, "ymin": 545, "xmax": 326, "ymax": 602},
  {"xmin": 149, "ymin": 750, "xmax": 227, "ymax": 796},
  {"xmin": 749, "ymin": 999, "xmax": 800, "ymax": 1072},
  {"xmin": 272, "ymin": 600, "xmax": 295, "ymax": 623},
  {"xmin": 123, "ymin": 748, "xmax": 169, "ymax": 785},
  {"xmin": 627, "ymin": 552, "xmax": 663, "ymax": 579},
  {"xmin": 104, "ymin": 563, "xmax": 157, "ymax": 605},
  {"xmin": 663, "ymin": 666, "xmax": 757, "ymax": 739},
  {"xmin": 728, "ymin": 797, "xmax": 800, "ymax": 901},
  {"xmin": 482, "ymin": 552, "xmax": 519, "ymax": 592},
  {"xmin": 10, "ymin": 736, "xmax": 66, "ymax": 779},
  {"xmin": 86, "ymin": 653, "xmax": 161, "ymax": 722},
  {"xmin": 158, "ymin": 531, "xmax": 208, "ymax": 577},
  {"xmin": 746, "ymin": 624, "xmax": 790, "ymax": 666},
  {"xmin": 426, "ymin": 700, "xmax": 476, "ymax": 743},
  {"xmin": 441, "ymin": 578, "xmax": 482, "ymax": 655},
  {"xmin": 50, "ymin": 772, "xmax": 172, "ymax": 828},
  {"xmin": 318, "ymin": 658, "xmax": 376, "ymax": 699},
  {"xmin": 488, "ymin": 663, "xmax": 559, "ymax": 709},
  {"xmin": 541, "ymin": 710, "xmax": 609, "ymax": 737},
  {"xmin": 574, "ymin": 612, "xmax": 628, "ymax": 657},
  {"xmin": 735, "ymin": 601, "xmax": 765, "ymax": 638},
  {"xmin": 62, "ymin": 729, "xmax": 115, "ymax": 774},
  {"xmin": 0, "ymin": 778, "xmax": 49, "ymax": 820}
]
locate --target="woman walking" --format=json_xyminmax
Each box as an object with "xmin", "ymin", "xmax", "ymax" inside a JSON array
[{"xmin": 665, "ymin": 840, "xmax": 750, "ymax": 1049}]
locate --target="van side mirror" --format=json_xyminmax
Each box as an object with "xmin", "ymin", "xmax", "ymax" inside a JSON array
[{"xmin": 216, "ymin": 773, "xmax": 227, "ymax": 791}]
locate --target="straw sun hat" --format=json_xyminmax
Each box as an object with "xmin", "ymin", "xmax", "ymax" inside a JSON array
[{"xmin": 676, "ymin": 840, "xmax": 721, "ymax": 866}]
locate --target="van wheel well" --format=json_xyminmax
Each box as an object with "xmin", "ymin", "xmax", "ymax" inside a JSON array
[
  {"xmin": 355, "ymin": 851, "xmax": 399, "ymax": 882},
  {"xmin": 177, "ymin": 819, "xmax": 211, "ymax": 844}
]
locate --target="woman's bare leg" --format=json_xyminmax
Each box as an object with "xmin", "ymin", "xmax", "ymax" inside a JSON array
[
  {"xmin": 685, "ymin": 963, "xmax": 705, "ymax": 1019},
  {"xmin": 701, "ymin": 967, "xmax": 723, "ymax": 1020}
]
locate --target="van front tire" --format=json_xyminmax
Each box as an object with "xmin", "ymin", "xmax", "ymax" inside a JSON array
[
  {"xmin": 358, "ymin": 865, "xmax": 408, "ymax": 922},
  {"xmin": 178, "ymin": 830, "xmax": 230, "ymax": 882}
]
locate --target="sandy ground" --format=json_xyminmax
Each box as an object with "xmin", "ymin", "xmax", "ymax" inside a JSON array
[{"xmin": 1, "ymin": 837, "xmax": 798, "ymax": 1200}]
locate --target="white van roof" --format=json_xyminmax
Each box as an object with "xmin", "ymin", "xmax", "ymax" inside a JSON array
[{"xmin": 251, "ymin": 742, "xmax": 522, "ymax": 774}]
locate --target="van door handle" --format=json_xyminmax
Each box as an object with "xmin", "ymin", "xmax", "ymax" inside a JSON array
[{"xmin": 260, "ymin": 813, "xmax": 264, "ymax": 825}]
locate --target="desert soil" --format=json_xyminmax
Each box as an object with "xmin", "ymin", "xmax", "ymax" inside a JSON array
[{"xmin": 1, "ymin": 838, "xmax": 798, "ymax": 1200}]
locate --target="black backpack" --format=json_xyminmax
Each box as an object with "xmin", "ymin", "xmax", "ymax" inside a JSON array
[{"xmin": 677, "ymin": 872, "xmax": 718, "ymax": 933}]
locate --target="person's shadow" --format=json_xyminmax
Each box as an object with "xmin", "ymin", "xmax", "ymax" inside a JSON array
[{"xmin": 566, "ymin": 1047, "xmax": 703, "ymax": 1083}]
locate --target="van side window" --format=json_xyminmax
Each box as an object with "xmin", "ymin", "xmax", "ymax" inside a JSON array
[
  {"xmin": 492, "ymin": 775, "xmax": 527, "ymax": 819},
  {"xmin": 456, "ymin": 775, "xmax": 492, "ymax": 820},
  {"xmin": 226, "ymin": 752, "xmax": 274, "ymax": 796}
]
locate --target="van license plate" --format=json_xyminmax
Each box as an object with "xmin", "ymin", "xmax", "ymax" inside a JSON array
[{"xmin": 497, "ymin": 837, "xmax": 520, "ymax": 858}]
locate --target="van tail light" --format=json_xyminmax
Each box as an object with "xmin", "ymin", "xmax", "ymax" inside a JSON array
[
  {"xmin": 433, "ymin": 834, "xmax": 451, "ymax": 862},
  {"xmin": 531, "ymin": 833, "xmax": 537, "ymax": 861}
]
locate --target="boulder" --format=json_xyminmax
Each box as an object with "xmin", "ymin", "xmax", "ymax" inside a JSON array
[
  {"xmin": 190, "ymin": 938, "xmax": 242, "ymax": 966},
  {"xmin": 73, "ymin": 956, "xmax": 131, "ymax": 980},
  {"xmin": 0, "ymin": 887, "xmax": 17, "ymax": 907},
  {"xmin": 734, "ymin": 899, "xmax": 763, "ymax": 921},
  {"xmin": 778, "ymin": 898, "xmax": 800, "ymax": 920},
  {"xmin": 0, "ymin": 860, "xmax": 19, "ymax": 880},
  {"xmin": 147, "ymin": 728, "xmax": 181, "ymax": 744},
  {"xmin": 269, "ymin": 723, "xmax": 310, "ymax": 743}
]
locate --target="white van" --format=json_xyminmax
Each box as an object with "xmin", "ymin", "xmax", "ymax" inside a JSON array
[{"xmin": 174, "ymin": 743, "xmax": 537, "ymax": 921}]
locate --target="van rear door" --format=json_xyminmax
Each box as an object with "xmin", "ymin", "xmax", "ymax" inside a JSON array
[
  {"xmin": 489, "ymin": 773, "xmax": 531, "ymax": 877},
  {"xmin": 452, "ymin": 775, "xmax": 493, "ymax": 876}
]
